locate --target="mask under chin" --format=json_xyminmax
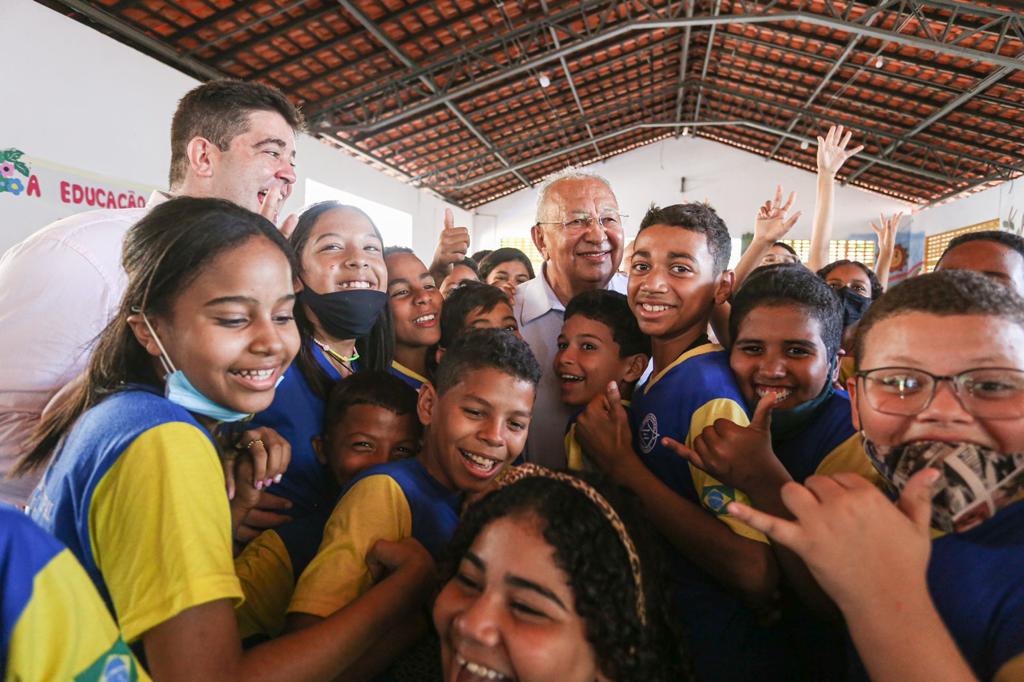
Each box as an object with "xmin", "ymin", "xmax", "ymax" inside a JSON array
[{"xmin": 864, "ymin": 438, "xmax": 1024, "ymax": 534}]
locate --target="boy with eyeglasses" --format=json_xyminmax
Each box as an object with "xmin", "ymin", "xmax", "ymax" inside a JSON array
[{"xmin": 730, "ymin": 270, "xmax": 1024, "ymax": 682}]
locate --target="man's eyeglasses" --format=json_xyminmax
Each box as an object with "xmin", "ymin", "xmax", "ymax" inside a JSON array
[
  {"xmin": 536, "ymin": 212, "xmax": 626, "ymax": 234},
  {"xmin": 854, "ymin": 367, "xmax": 1024, "ymax": 419}
]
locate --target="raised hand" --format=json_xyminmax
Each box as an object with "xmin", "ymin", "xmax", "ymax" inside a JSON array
[
  {"xmin": 727, "ymin": 468, "xmax": 938, "ymax": 610},
  {"xmin": 259, "ymin": 184, "xmax": 299, "ymax": 238},
  {"xmin": 575, "ymin": 381, "xmax": 639, "ymax": 484},
  {"xmin": 754, "ymin": 185, "xmax": 802, "ymax": 244},
  {"xmin": 430, "ymin": 208, "xmax": 471, "ymax": 278},
  {"xmin": 662, "ymin": 392, "xmax": 789, "ymax": 496},
  {"xmin": 816, "ymin": 125, "xmax": 865, "ymax": 178},
  {"xmin": 870, "ymin": 211, "xmax": 903, "ymax": 251}
]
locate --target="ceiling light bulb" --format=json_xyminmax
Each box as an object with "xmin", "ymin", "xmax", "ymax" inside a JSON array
[
  {"xmin": 800, "ymin": 140, "xmax": 810, "ymax": 150},
  {"xmin": 538, "ymin": 73, "xmax": 551, "ymax": 88},
  {"xmin": 875, "ymin": 56, "xmax": 884, "ymax": 68}
]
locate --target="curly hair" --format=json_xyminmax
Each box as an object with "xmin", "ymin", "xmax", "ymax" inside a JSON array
[
  {"xmin": 638, "ymin": 202, "xmax": 732, "ymax": 275},
  {"xmin": 442, "ymin": 473, "xmax": 690, "ymax": 681},
  {"xmin": 854, "ymin": 269, "xmax": 1024, "ymax": 369},
  {"xmin": 816, "ymin": 259, "xmax": 883, "ymax": 300},
  {"xmin": 730, "ymin": 263, "xmax": 843, "ymax": 359},
  {"xmin": 434, "ymin": 328, "xmax": 541, "ymax": 396}
]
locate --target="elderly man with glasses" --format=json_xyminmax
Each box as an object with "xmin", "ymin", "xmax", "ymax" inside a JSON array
[{"xmin": 514, "ymin": 171, "xmax": 627, "ymax": 467}]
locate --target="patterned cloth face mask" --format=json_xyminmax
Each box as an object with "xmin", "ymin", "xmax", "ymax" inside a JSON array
[{"xmin": 865, "ymin": 437, "xmax": 1024, "ymax": 533}]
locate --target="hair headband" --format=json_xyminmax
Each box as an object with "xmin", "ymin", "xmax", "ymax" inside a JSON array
[{"xmin": 497, "ymin": 463, "xmax": 647, "ymax": 626}]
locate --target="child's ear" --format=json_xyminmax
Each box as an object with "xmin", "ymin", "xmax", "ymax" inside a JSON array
[
  {"xmin": 312, "ymin": 436, "xmax": 326, "ymax": 465},
  {"xmin": 417, "ymin": 383, "xmax": 438, "ymax": 427},
  {"xmin": 832, "ymin": 350, "xmax": 845, "ymax": 384},
  {"xmin": 622, "ymin": 353, "xmax": 649, "ymax": 383},
  {"xmin": 714, "ymin": 270, "xmax": 735, "ymax": 306},
  {"xmin": 126, "ymin": 313, "xmax": 164, "ymax": 358}
]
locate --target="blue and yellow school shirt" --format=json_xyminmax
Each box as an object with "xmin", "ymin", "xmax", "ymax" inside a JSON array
[
  {"xmin": 234, "ymin": 515, "xmax": 324, "ymax": 639},
  {"xmin": 390, "ymin": 360, "xmax": 428, "ymax": 391},
  {"xmin": 630, "ymin": 343, "xmax": 757, "ymax": 536},
  {"xmin": 288, "ymin": 457, "xmax": 460, "ymax": 618},
  {"xmin": 250, "ymin": 341, "xmax": 344, "ymax": 518},
  {"xmin": 928, "ymin": 500, "xmax": 1024, "ymax": 681},
  {"xmin": 28, "ymin": 388, "xmax": 242, "ymax": 644},
  {"xmin": 771, "ymin": 390, "xmax": 879, "ymax": 484},
  {"xmin": 1, "ymin": 505, "xmax": 148, "ymax": 681},
  {"xmin": 631, "ymin": 344, "xmax": 804, "ymax": 681},
  {"xmin": 565, "ymin": 401, "xmax": 631, "ymax": 472}
]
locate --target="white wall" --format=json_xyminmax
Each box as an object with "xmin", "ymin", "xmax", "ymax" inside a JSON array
[
  {"xmin": 474, "ymin": 135, "xmax": 914, "ymax": 248},
  {"xmin": 0, "ymin": 0, "xmax": 466, "ymax": 261},
  {"xmin": 912, "ymin": 178, "xmax": 1023, "ymax": 235}
]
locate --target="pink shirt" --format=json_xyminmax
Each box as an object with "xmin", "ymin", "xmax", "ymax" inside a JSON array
[{"xmin": 0, "ymin": 191, "xmax": 166, "ymax": 505}]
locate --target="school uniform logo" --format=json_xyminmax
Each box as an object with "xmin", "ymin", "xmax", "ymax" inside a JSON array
[{"xmin": 639, "ymin": 413, "xmax": 659, "ymax": 453}]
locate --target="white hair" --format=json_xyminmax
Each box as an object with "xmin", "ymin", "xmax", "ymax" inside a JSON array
[{"xmin": 534, "ymin": 168, "xmax": 615, "ymax": 223}]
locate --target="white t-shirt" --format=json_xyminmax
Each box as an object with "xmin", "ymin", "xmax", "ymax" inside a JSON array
[{"xmin": 0, "ymin": 192, "xmax": 165, "ymax": 504}]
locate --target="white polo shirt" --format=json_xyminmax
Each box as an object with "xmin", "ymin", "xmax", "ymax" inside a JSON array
[
  {"xmin": 0, "ymin": 191, "xmax": 166, "ymax": 505},
  {"xmin": 514, "ymin": 265, "xmax": 627, "ymax": 469}
]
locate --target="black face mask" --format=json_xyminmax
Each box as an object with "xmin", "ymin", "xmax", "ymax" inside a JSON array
[
  {"xmin": 837, "ymin": 287, "xmax": 872, "ymax": 327},
  {"xmin": 298, "ymin": 283, "xmax": 388, "ymax": 340}
]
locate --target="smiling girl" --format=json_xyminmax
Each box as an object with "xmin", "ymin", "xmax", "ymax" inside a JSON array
[
  {"xmin": 21, "ymin": 197, "xmax": 433, "ymax": 681},
  {"xmin": 435, "ymin": 466, "xmax": 688, "ymax": 682},
  {"xmin": 384, "ymin": 246, "xmax": 444, "ymax": 390},
  {"xmin": 247, "ymin": 201, "xmax": 393, "ymax": 525}
]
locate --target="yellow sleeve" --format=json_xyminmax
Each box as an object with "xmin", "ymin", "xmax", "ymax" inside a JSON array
[
  {"xmin": 565, "ymin": 424, "xmax": 585, "ymax": 472},
  {"xmin": 7, "ymin": 548, "xmax": 151, "ymax": 681},
  {"xmin": 90, "ymin": 422, "xmax": 242, "ymax": 643},
  {"xmin": 995, "ymin": 652, "xmax": 1024, "ymax": 682},
  {"xmin": 686, "ymin": 399, "xmax": 769, "ymax": 544},
  {"xmin": 288, "ymin": 475, "xmax": 412, "ymax": 618},
  {"xmin": 234, "ymin": 530, "xmax": 293, "ymax": 639},
  {"xmin": 815, "ymin": 432, "xmax": 885, "ymax": 489}
]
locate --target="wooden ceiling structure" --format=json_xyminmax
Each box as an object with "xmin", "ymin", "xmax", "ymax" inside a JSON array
[{"xmin": 47, "ymin": 0, "xmax": 1024, "ymax": 208}]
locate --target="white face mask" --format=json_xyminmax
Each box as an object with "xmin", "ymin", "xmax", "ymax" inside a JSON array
[{"xmin": 865, "ymin": 437, "xmax": 1024, "ymax": 533}]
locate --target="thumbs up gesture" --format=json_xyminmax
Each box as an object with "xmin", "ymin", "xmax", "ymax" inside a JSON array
[
  {"xmin": 662, "ymin": 392, "xmax": 790, "ymax": 497},
  {"xmin": 429, "ymin": 208, "xmax": 471, "ymax": 282}
]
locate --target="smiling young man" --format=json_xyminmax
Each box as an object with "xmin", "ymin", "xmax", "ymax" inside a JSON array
[
  {"xmin": 0, "ymin": 79, "xmax": 303, "ymax": 505},
  {"xmin": 729, "ymin": 270, "xmax": 1024, "ymax": 682},
  {"xmin": 286, "ymin": 329, "xmax": 540, "ymax": 673},
  {"xmin": 514, "ymin": 171, "xmax": 626, "ymax": 468}
]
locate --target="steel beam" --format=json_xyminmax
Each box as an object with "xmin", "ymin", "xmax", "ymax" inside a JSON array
[
  {"xmin": 847, "ymin": 55, "xmax": 1024, "ymax": 183},
  {"xmin": 765, "ymin": 0, "xmax": 895, "ymax": 160},
  {"xmin": 48, "ymin": 0, "xmax": 227, "ymax": 81},
  {"xmin": 693, "ymin": 0, "xmax": 721, "ymax": 122},
  {"xmin": 673, "ymin": 0, "xmax": 695, "ymax": 126},
  {"xmin": 539, "ymin": 0, "xmax": 601, "ymax": 158},
  {"xmin": 337, "ymin": 0, "xmax": 532, "ymax": 189},
  {"xmin": 318, "ymin": 5, "xmax": 1024, "ymax": 135},
  {"xmin": 442, "ymin": 112, "xmax": 962, "ymax": 192}
]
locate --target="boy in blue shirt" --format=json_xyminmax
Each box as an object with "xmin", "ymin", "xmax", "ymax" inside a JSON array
[
  {"xmin": 286, "ymin": 329, "xmax": 540, "ymax": 673},
  {"xmin": 576, "ymin": 203, "xmax": 787, "ymax": 680},
  {"xmin": 553, "ymin": 289, "xmax": 649, "ymax": 471},
  {"xmin": 234, "ymin": 371, "xmax": 421, "ymax": 638},
  {"xmin": 731, "ymin": 270, "xmax": 1024, "ymax": 681}
]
